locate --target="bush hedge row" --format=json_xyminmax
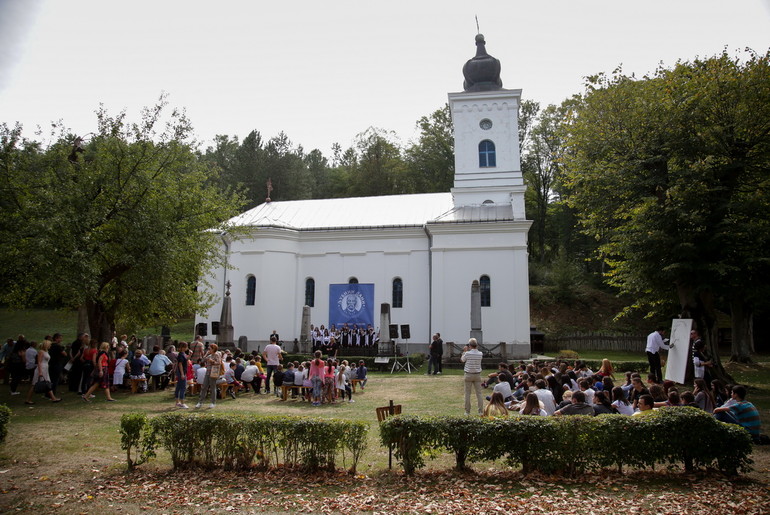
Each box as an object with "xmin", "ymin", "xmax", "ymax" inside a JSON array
[
  {"xmin": 120, "ymin": 412, "xmax": 368, "ymax": 473},
  {"xmin": 379, "ymin": 407, "xmax": 752, "ymax": 476}
]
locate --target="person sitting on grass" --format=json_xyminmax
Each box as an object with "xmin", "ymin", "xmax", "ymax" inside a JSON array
[
  {"xmin": 681, "ymin": 391, "xmax": 698, "ymax": 408},
  {"xmin": 632, "ymin": 394, "xmax": 655, "ymax": 416},
  {"xmin": 593, "ymin": 390, "xmax": 615, "ymax": 415},
  {"xmin": 578, "ymin": 379, "xmax": 595, "ymax": 406},
  {"xmin": 629, "ymin": 376, "xmax": 649, "ymax": 410},
  {"xmin": 597, "ymin": 358, "xmax": 615, "ymax": 379},
  {"xmin": 483, "ymin": 391, "xmax": 509, "ymax": 417},
  {"xmin": 714, "ymin": 385, "xmax": 762, "ymax": 443},
  {"xmin": 519, "ymin": 392, "xmax": 547, "ymax": 416},
  {"xmin": 489, "ymin": 374, "xmax": 513, "ymax": 403},
  {"xmin": 554, "ymin": 390, "xmax": 593, "ymax": 416},
  {"xmin": 557, "ymin": 389, "xmax": 573, "ymax": 410},
  {"xmin": 611, "ymin": 386, "xmax": 634, "ymax": 415}
]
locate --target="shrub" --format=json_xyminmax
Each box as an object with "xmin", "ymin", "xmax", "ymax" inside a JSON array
[
  {"xmin": 379, "ymin": 408, "xmax": 753, "ymax": 476},
  {"xmin": 0, "ymin": 405, "xmax": 11, "ymax": 444},
  {"xmin": 556, "ymin": 349, "xmax": 580, "ymax": 360},
  {"xmin": 119, "ymin": 412, "xmax": 156, "ymax": 470},
  {"xmin": 121, "ymin": 413, "xmax": 368, "ymax": 473}
]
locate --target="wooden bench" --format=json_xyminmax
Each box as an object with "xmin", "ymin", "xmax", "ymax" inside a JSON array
[
  {"xmin": 130, "ymin": 377, "xmax": 147, "ymax": 393},
  {"xmin": 218, "ymin": 382, "xmax": 234, "ymax": 399},
  {"xmin": 281, "ymin": 384, "xmax": 303, "ymax": 401},
  {"xmin": 351, "ymin": 378, "xmax": 365, "ymax": 393}
]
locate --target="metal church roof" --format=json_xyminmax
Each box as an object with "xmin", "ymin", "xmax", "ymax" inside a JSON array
[
  {"xmin": 228, "ymin": 192, "xmax": 453, "ymax": 230},
  {"xmin": 227, "ymin": 192, "xmax": 518, "ymax": 231}
]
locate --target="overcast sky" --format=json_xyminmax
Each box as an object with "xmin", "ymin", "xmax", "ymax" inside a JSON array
[{"xmin": 1, "ymin": 0, "xmax": 769, "ymax": 155}]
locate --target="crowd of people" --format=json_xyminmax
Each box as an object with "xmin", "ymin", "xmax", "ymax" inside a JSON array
[
  {"xmin": 461, "ymin": 339, "xmax": 763, "ymax": 443},
  {"xmin": 0, "ymin": 333, "xmax": 369, "ymax": 410},
  {"xmin": 309, "ymin": 323, "xmax": 379, "ymax": 356}
]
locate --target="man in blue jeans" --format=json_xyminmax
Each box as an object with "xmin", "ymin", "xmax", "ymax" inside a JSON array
[{"xmin": 262, "ymin": 336, "xmax": 282, "ymax": 394}]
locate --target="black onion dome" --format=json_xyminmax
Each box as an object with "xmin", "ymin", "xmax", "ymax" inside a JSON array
[{"xmin": 462, "ymin": 34, "xmax": 503, "ymax": 92}]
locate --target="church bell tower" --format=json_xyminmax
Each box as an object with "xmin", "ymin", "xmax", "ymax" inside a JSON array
[{"xmin": 448, "ymin": 34, "xmax": 526, "ymax": 219}]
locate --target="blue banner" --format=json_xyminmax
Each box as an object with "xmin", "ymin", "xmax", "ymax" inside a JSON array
[{"xmin": 329, "ymin": 283, "xmax": 374, "ymax": 329}]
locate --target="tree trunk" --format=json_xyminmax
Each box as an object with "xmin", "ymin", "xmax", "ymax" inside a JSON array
[
  {"xmin": 676, "ymin": 283, "xmax": 734, "ymax": 384},
  {"xmin": 85, "ymin": 299, "xmax": 114, "ymax": 344},
  {"xmin": 729, "ymin": 294, "xmax": 754, "ymax": 363},
  {"xmin": 77, "ymin": 304, "xmax": 91, "ymax": 336}
]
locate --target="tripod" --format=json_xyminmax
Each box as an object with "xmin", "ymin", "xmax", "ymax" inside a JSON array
[{"xmin": 390, "ymin": 337, "xmax": 415, "ymax": 374}]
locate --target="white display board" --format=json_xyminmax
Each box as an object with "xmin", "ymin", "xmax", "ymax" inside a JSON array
[{"xmin": 664, "ymin": 319, "xmax": 693, "ymax": 384}]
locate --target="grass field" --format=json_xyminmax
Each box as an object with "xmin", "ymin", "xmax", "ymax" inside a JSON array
[
  {"xmin": 2, "ymin": 309, "xmax": 770, "ymax": 512},
  {"xmin": 0, "ymin": 362, "xmax": 768, "ymax": 513}
]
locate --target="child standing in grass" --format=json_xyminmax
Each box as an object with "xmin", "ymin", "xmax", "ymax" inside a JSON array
[
  {"xmin": 336, "ymin": 364, "xmax": 354, "ymax": 403},
  {"xmin": 323, "ymin": 359, "xmax": 336, "ymax": 404}
]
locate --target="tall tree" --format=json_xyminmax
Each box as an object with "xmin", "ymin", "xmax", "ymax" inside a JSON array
[
  {"xmin": 522, "ymin": 103, "xmax": 566, "ymax": 263},
  {"xmin": 404, "ymin": 104, "xmax": 454, "ymax": 193},
  {"xmin": 562, "ymin": 50, "xmax": 770, "ymax": 372},
  {"xmin": 0, "ymin": 99, "xmax": 244, "ymax": 341}
]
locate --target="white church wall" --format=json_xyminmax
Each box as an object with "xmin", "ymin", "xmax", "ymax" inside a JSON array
[
  {"xmin": 449, "ymin": 90, "xmax": 522, "ymax": 179},
  {"xmin": 429, "ymin": 222, "xmax": 530, "ymax": 347}
]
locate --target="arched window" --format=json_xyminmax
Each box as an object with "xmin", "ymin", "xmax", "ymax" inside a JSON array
[
  {"xmin": 305, "ymin": 278, "xmax": 315, "ymax": 307},
  {"xmin": 480, "ymin": 275, "xmax": 491, "ymax": 307},
  {"xmin": 245, "ymin": 275, "xmax": 256, "ymax": 306},
  {"xmin": 348, "ymin": 277, "xmax": 358, "ymax": 284},
  {"xmin": 478, "ymin": 140, "xmax": 496, "ymax": 168},
  {"xmin": 392, "ymin": 278, "xmax": 403, "ymax": 308}
]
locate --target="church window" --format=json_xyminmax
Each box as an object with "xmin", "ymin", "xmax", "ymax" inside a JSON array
[
  {"xmin": 392, "ymin": 278, "xmax": 403, "ymax": 308},
  {"xmin": 349, "ymin": 277, "xmax": 358, "ymax": 284},
  {"xmin": 479, "ymin": 140, "xmax": 496, "ymax": 168},
  {"xmin": 246, "ymin": 275, "xmax": 256, "ymax": 306},
  {"xmin": 480, "ymin": 275, "xmax": 491, "ymax": 307},
  {"xmin": 305, "ymin": 278, "xmax": 315, "ymax": 307}
]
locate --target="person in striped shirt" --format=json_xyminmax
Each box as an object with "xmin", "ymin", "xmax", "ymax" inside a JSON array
[
  {"xmin": 461, "ymin": 338, "xmax": 484, "ymax": 416},
  {"xmin": 714, "ymin": 385, "xmax": 762, "ymax": 443}
]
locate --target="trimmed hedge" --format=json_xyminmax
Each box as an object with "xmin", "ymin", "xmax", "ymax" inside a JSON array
[
  {"xmin": 0, "ymin": 404, "xmax": 11, "ymax": 444},
  {"xmin": 119, "ymin": 412, "xmax": 368, "ymax": 473},
  {"xmin": 379, "ymin": 407, "xmax": 752, "ymax": 476}
]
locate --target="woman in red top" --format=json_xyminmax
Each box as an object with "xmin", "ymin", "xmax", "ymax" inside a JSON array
[
  {"xmin": 82, "ymin": 342, "xmax": 116, "ymax": 402},
  {"xmin": 80, "ymin": 338, "xmax": 98, "ymax": 395},
  {"xmin": 308, "ymin": 350, "xmax": 325, "ymax": 407}
]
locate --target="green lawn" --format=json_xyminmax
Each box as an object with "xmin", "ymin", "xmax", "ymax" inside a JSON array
[{"xmin": 1, "ymin": 362, "xmax": 769, "ymax": 513}]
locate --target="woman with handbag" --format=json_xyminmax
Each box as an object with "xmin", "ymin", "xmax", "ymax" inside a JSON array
[
  {"xmin": 25, "ymin": 340, "xmax": 61, "ymax": 404},
  {"xmin": 195, "ymin": 344, "xmax": 222, "ymax": 409}
]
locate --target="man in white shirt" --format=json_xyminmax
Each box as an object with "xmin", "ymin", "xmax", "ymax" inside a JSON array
[
  {"xmin": 533, "ymin": 379, "xmax": 557, "ymax": 416},
  {"xmin": 262, "ymin": 336, "xmax": 282, "ymax": 394},
  {"xmin": 645, "ymin": 326, "xmax": 669, "ymax": 383},
  {"xmin": 461, "ymin": 338, "xmax": 484, "ymax": 416}
]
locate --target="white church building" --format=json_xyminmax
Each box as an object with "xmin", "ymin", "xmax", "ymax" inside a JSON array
[{"xmin": 196, "ymin": 34, "xmax": 532, "ymax": 355}]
